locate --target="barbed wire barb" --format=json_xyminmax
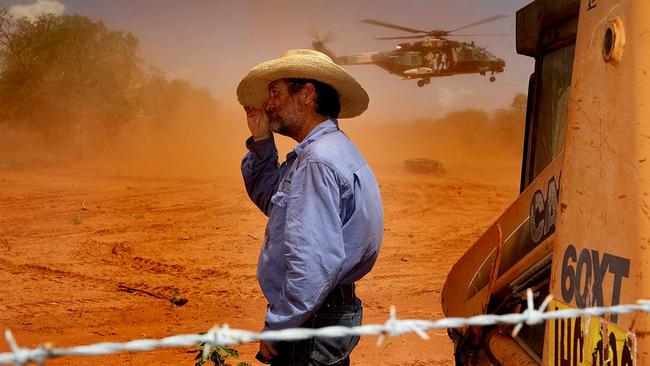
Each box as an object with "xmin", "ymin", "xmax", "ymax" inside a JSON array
[{"xmin": 511, "ymin": 289, "xmax": 553, "ymax": 337}]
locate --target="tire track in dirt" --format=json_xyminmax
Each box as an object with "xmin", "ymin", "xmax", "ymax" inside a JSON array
[
  {"xmin": 1, "ymin": 298, "xmax": 107, "ymax": 318},
  {"xmin": 0, "ymin": 256, "xmax": 193, "ymax": 318},
  {"xmin": 103, "ymin": 243, "xmax": 188, "ymax": 276},
  {"xmin": 0, "ymin": 257, "xmax": 109, "ymax": 286},
  {"xmin": 98, "ymin": 255, "xmax": 187, "ymax": 276},
  {"xmin": 97, "ymin": 185, "xmax": 211, "ymax": 206}
]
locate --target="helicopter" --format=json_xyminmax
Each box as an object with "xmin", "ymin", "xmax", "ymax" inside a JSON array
[{"xmin": 312, "ymin": 15, "xmax": 508, "ymax": 87}]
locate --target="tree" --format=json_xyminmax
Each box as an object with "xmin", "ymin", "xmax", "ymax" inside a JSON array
[
  {"xmin": 511, "ymin": 92, "xmax": 527, "ymax": 112},
  {"xmin": 0, "ymin": 9, "xmax": 220, "ymax": 164},
  {"xmin": 493, "ymin": 92, "xmax": 526, "ymax": 145},
  {"xmin": 0, "ymin": 10, "xmax": 140, "ymax": 145}
]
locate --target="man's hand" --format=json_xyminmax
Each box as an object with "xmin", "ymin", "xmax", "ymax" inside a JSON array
[
  {"xmin": 256, "ymin": 340, "xmax": 278, "ymax": 363},
  {"xmin": 244, "ymin": 106, "xmax": 272, "ymax": 142}
]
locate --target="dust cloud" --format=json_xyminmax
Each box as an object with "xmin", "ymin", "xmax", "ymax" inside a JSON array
[
  {"xmin": 0, "ymin": 97, "xmax": 246, "ymax": 180},
  {"xmin": 0, "ymin": 97, "xmax": 525, "ymax": 185},
  {"xmin": 347, "ymin": 104, "xmax": 525, "ymax": 185},
  {"xmin": 102, "ymin": 109, "xmax": 247, "ymax": 180}
]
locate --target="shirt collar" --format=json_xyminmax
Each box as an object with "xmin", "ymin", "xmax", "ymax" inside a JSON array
[{"xmin": 289, "ymin": 119, "xmax": 339, "ymax": 158}]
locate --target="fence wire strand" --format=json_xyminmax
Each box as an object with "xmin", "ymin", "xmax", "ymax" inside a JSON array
[{"xmin": 2, "ymin": 290, "xmax": 650, "ymax": 365}]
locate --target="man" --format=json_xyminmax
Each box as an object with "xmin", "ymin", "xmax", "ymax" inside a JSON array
[{"xmin": 237, "ymin": 49, "xmax": 384, "ymax": 366}]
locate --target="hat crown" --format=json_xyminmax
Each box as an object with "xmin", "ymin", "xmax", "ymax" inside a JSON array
[{"xmin": 281, "ymin": 49, "xmax": 333, "ymax": 63}]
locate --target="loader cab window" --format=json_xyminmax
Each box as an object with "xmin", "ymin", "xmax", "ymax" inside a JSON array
[
  {"xmin": 520, "ymin": 19, "xmax": 577, "ymax": 191},
  {"xmin": 531, "ymin": 44, "xmax": 574, "ymax": 179}
]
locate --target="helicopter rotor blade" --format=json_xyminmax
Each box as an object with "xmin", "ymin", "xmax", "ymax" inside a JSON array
[
  {"xmin": 375, "ymin": 35, "xmax": 427, "ymax": 40},
  {"xmin": 362, "ymin": 18, "xmax": 428, "ymax": 35},
  {"xmin": 447, "ymin": 14, "xmax": 508, "ymax": 33}
]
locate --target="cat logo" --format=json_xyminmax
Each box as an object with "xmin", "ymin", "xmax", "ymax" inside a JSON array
[{"xmin": 530, "ymin": 176, "xmax": 559, "ymax": 245}]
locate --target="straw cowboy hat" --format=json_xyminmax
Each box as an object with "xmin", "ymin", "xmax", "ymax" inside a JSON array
[{"xmin": 237, "ymin": 49, "xmax": 369, "ymax": 118}]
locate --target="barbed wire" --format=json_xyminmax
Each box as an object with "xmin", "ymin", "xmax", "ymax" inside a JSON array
[{"xmin": 1, "ymin": 289, "xmax": 649, "ymax": 366}]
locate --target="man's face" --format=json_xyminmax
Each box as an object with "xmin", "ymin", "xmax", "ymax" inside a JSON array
[{"xmin": 265, "ymin": 80, "xmax": 306, "ymax": 138}]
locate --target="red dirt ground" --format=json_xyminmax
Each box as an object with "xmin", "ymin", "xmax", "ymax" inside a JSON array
[{"xmin": 0, "ymin": 159, "xmax": 518, "ymax": 365}]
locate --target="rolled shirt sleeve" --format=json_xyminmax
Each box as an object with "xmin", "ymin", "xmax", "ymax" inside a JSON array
[
  {"xmin": 265, "ymin": 161, "xmax": 346, "ymax": 330},
  {"xmin": 241, "ymin": 136, "xmax": 281, "ymax": 216}
]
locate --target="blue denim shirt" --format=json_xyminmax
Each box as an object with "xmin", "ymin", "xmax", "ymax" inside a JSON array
[{"xmin": 241, "ymin": 119, "xmax": 384, "ymax": 331}]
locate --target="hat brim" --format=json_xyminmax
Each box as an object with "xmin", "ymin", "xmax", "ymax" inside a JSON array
[{"xmin": 237, "ymin": 52, "xmax": 369, "ymax": 119}]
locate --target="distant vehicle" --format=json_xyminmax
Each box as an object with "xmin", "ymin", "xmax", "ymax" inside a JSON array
[
  {"xmin": 403, "ymin": 158, "xmax": 446, "ymax": 174},
  {"xmin": 313, "ymin": 15, "xmax": 507, "ymax": 87}
]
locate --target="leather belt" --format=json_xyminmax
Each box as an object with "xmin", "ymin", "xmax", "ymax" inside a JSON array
[{"xmin": 323, "ymin": 284, "xmax": 356, "ymax": 306}]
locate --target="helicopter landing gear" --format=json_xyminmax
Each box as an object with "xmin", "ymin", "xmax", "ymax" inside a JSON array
[{"xmin": 417, "ymin": 78, "xmax": 431, "ymax": 87}]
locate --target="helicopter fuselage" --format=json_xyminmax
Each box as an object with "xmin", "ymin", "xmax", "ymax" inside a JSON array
[
  {"xmin": 315, "ymin": 38, "xmax": 505, "ymax": 86},
  {"xmin": 339, "ymin": 42, "xmax": 503, "ymax": 77}
]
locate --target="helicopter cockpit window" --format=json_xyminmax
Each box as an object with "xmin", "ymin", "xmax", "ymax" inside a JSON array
[{"xmin": 531, "ymin": 44, "xmax": 575, "ymax": 179}]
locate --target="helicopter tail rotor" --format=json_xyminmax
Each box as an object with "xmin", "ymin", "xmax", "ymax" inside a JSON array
[
  {"xmin": 310, "ymin": 28, "xmax": 337, "ymax": 44},
  {"xmin": 310, "ymin": 29, "xmax": 339, "ymax": 62}
]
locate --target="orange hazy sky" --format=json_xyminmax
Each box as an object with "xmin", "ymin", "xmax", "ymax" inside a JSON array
[{"xmin": 2, "ymin": 0, "xmax": 535, "ymax": 123}]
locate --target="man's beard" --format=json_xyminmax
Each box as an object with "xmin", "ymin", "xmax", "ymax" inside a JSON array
[{"xmin": 269, "ymin": 112, "xmax": 300, "ymax": 138}]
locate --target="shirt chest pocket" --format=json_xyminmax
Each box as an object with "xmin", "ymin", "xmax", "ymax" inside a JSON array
[
  {"xmin": 270, "ymin": 190, "xmax": 288, "ymax": 208},
  {"xmin": 270, "ymin": 178, "xmax": 292, "ymax": 208},
  {"xmin": 266, "ymin": 181, "xmax": 290, "ymax": 237}
]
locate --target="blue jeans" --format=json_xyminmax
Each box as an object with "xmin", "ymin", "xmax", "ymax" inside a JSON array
[{"xmin": 270, "ymin": 296, "xmax": 363, "ymax": 366}]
